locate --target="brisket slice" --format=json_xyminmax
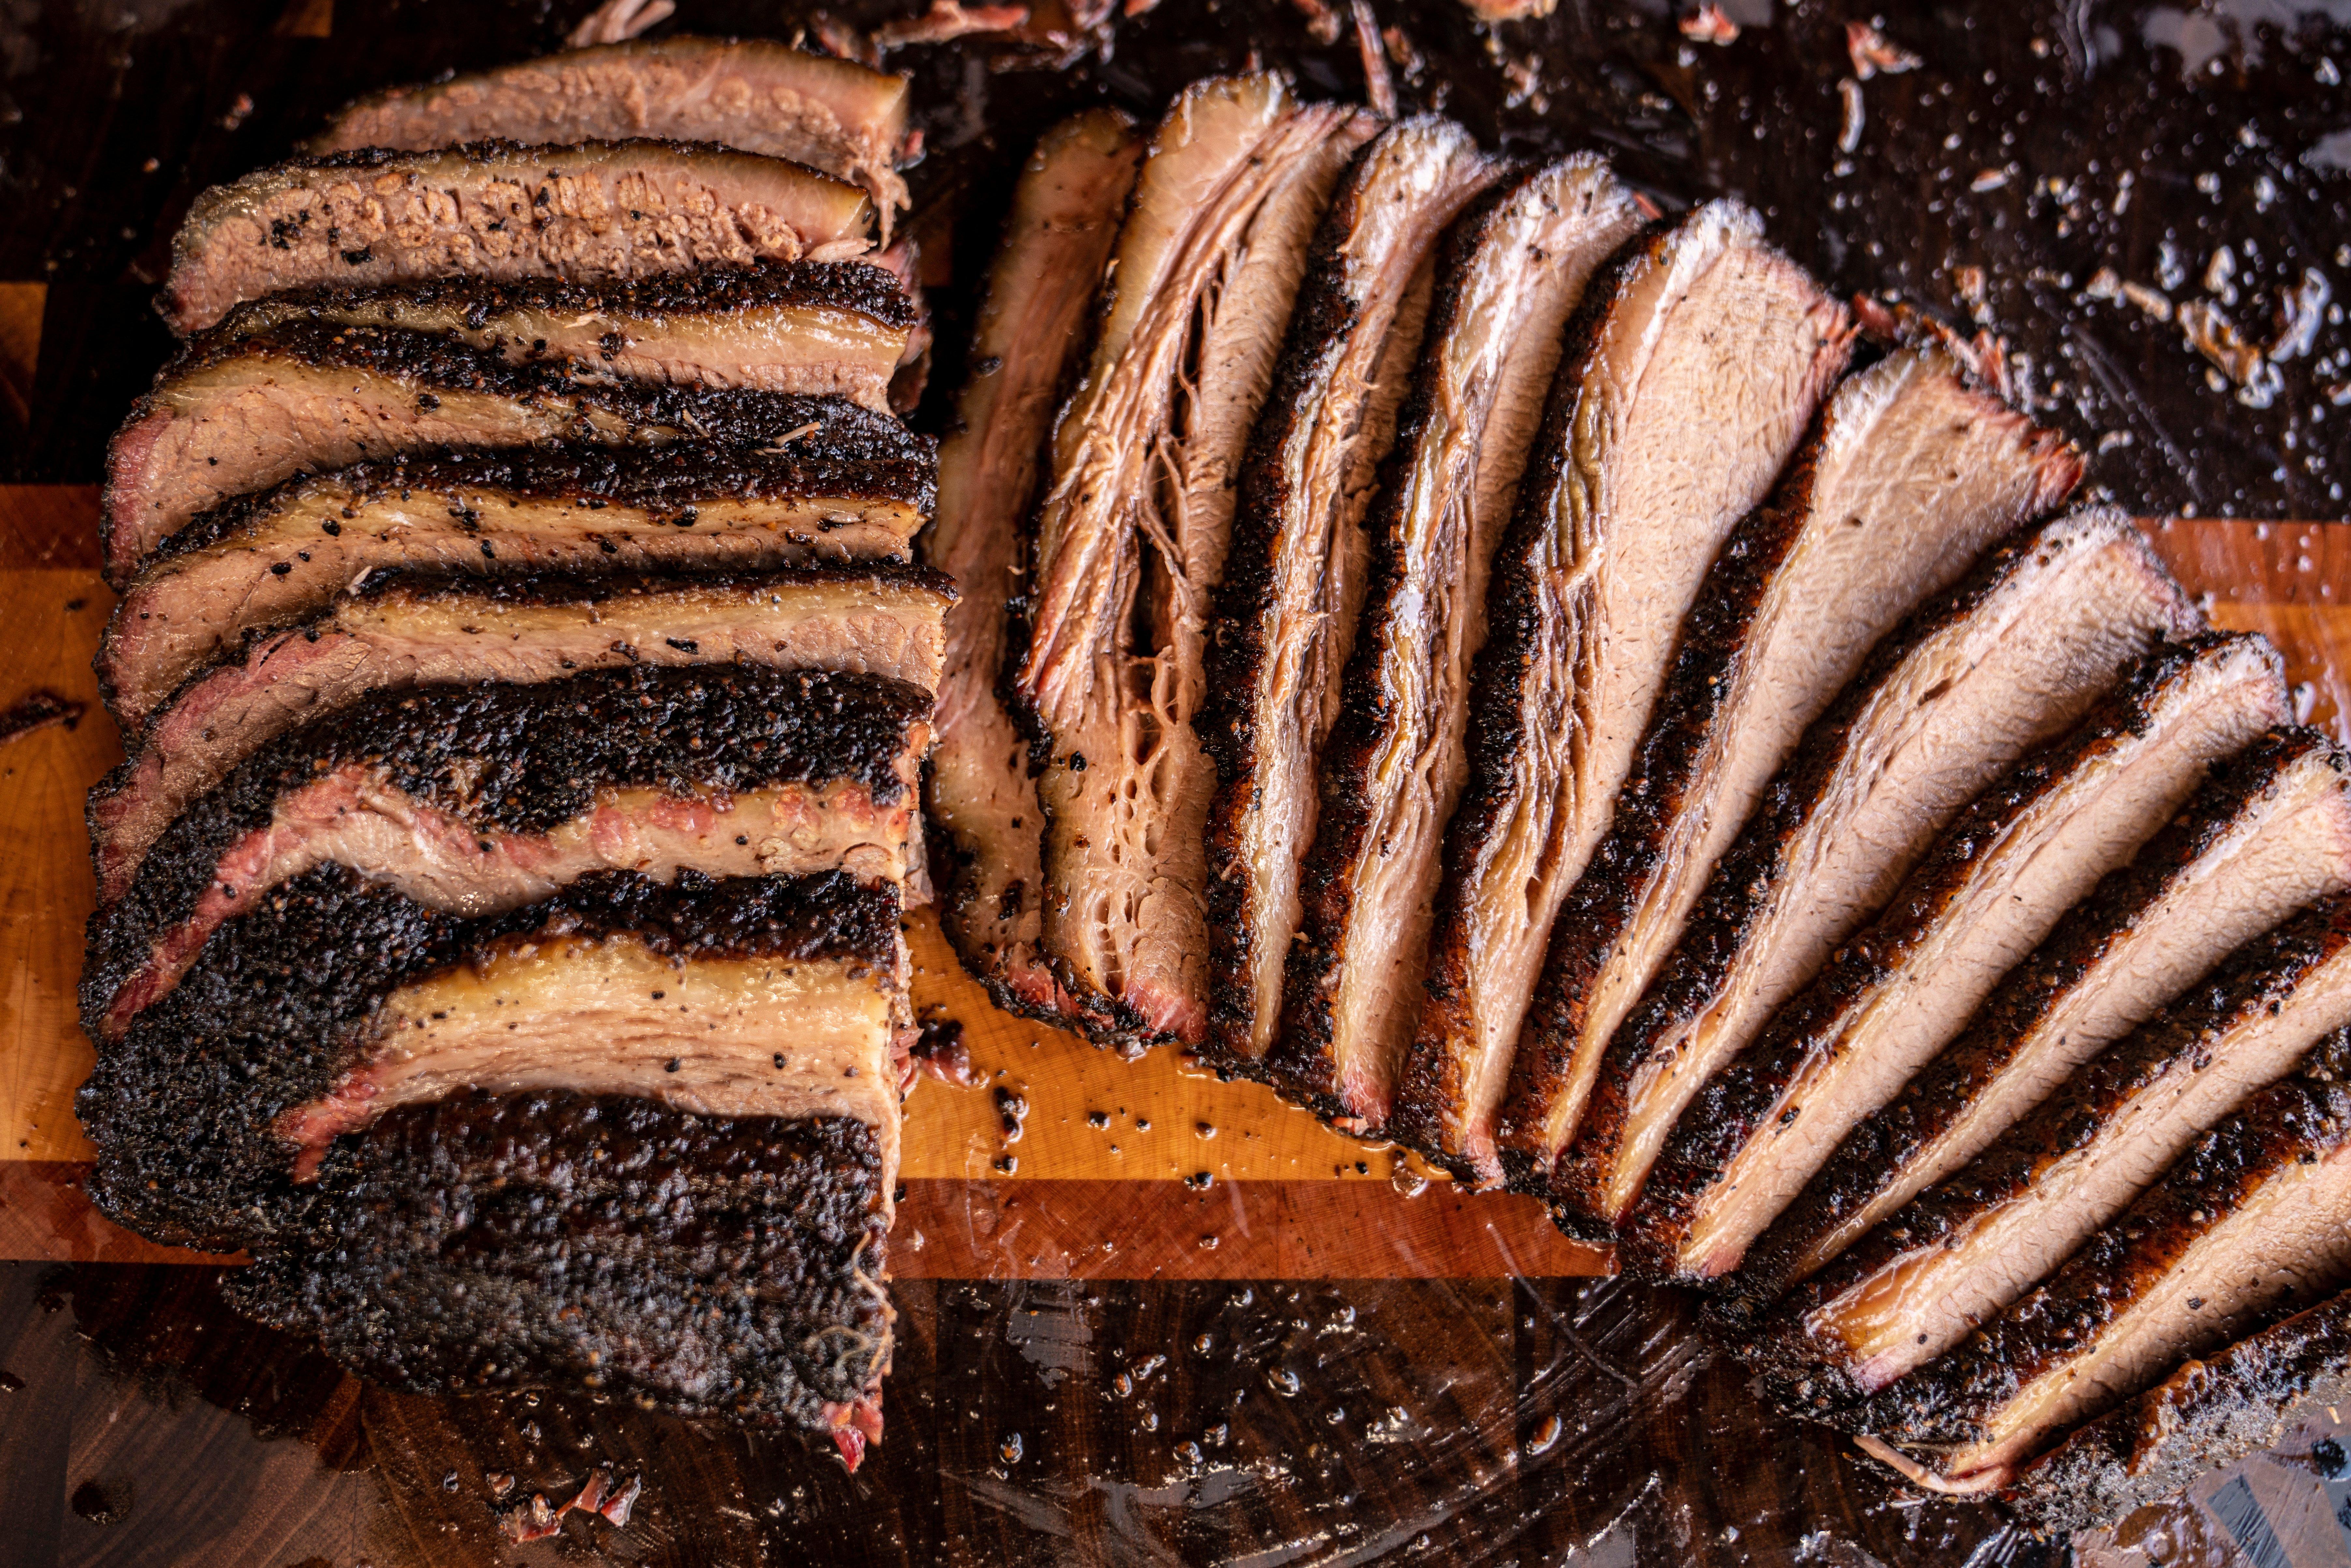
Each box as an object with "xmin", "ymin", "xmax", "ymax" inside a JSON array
[
  {"xmin": 310, "ymin": 35, "xmax": 912, "ymax": 235},
  {"xmin": 925, "ymin": 110, "xmax": 1141, "ymax": 1027},
  {"xmin": 1851, "ymin": 1027, "xmax": 2351, "ymax": 1489},
  {"xmin": 98, "ymin": 435, "xmax": 934, "ymax": 731},
  {"xmin": 223, "ymin": 1087, "xmax": 894, "ymax": 1455},
  {"xmin": 105, "ymin": 327, "xmax": 906, "ymax": 585},
  {"xmin": 1551, "ymin": 509, "xmax": 2199, "ymax": 1238},
  {"xmin": 80, "ymin": 864, "xmax": 907, "ymax": 1254},
  {"xmin": 2008, "ymin": 1283, "xmax": 2351, "ymax": 1535},
  {"xmin": 1754, "ymin": 897, "xmax": 2351, "ymax": 1422},
  {"xmin": 1492, "ymin": 349, "xmax": 2081, "ymax": 1185},
  {"xmin": 1273, "ymin": 157, "xmax": 1641, "ymax": 1124},
  {"xmin": 160, "ymin": 138, "xmax": 875, "ymax": 335},
  {"xmin": 1199, "ymin": 117, "xmax": 1499, "ymax": 1066},
  {"xmin": 89, "ymin": 565, "xmax": 951, "ymax": 906},
  {"xmin": 1626, "ymin": 633, "xmax": 2288, "ymax": 1282},
  {"xmin": 1392, "ymin": 201, "xmax": 1853, "ymax": 1172},
  {"xmin": 83, "ymin": 662, "xmax": 929, "ymax": 1041},
  {"xmin": 1732, "ymin": 729, "xmax": 2351, "ymax": 1318},
  {"xmin": 1012, "ymin": 73, "xmax": 1378, "ymax": 1049}
]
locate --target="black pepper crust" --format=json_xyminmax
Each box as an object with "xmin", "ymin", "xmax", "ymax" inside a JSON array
[
  {"xmin": 1540, "ymin": 509, "xmax": 2187, "ymax": 1229},
  {"xmin": 82, "ymin": 662, "xmax": 930, "ymax": 1037},
  {"xmin": 1742, "ymin": 894, "xmax": 2351, "ymax": 1426},
  {"xmin": 218, "ymin": 1086, "xmax": 891, "ymax": 1433},
  {"xmin": 1721, "ymin": 728, "xmax": 2349, "ymax": 1328},
  {"xmin": 1849, "ymin": 1027, "xmax": 2351, "ymax": 1449},
  {"xmin": 1260, "ymin": 170, "xmax": 1531, "ymax": 1115},
  {"xmin": 2007, "ymin": 1285, "xmax": 2351, "ymax": 1535},
  {"xmin": 1619, "ymin": 633, "xmax": 2275, "ymax": 1281},
  {"xmin": 80, "ymin": 864, "xmax": 902, "ymax": 1253}
]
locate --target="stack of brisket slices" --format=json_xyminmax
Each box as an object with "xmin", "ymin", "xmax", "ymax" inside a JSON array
[
  {"xmin": 80, "ymin": 36, "xmax": 945, "ymax": 1466},
  {"xmin": 931, "ymin": 70, "xmax": 2351, "ymax": 1528}
]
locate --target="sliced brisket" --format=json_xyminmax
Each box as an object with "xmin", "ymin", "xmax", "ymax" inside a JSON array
[
  {"xmin": 1200, "ymin": 117, "xmax": 1498, "ymax": 1065},
  {"xmin": 1491, "ymin": 348, "xmax": 2080, "ymax": 1185},
  {"xmin": 1551, "ymin": 509, "xmax": 2198, "ymax": 1237},
  {"xmin": 1392, "ymin": 201, "xmax": 1852, "ymax": 1170},
  {"xmin": 1273, "ymin": 157, "xmax": 1641, "ymax": 1123}
]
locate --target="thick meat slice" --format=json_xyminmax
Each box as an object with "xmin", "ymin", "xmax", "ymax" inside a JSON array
[
  {"xmin": 98, "ymin": 434, "xmax": 934, "ymax": 729},
  {"xmin": 1850, "ymin": 1027, "xmax": 2351, "ymax": 1491},
  {"xmin": 1754, "ymin": 897, "xmax": 2351, "ymax": 1420},
  {"xmin": 105, "ymin": 328, "xmax": 908, "ymax": 584},
  {"xmin": 1200, "ymin": 118, "xmax": 1499, "ymax": 1065},
  {"xmin": 1734, "ymin": 729, "xmax": 2351, "ymax": 1315},
  {"xmin": 90, "ymin": 566, "xmax": 951, "ymax": 904},
  {"xmin": 1627, "ymin": 634, "xmax": 2289, "ymax": 1281},
  {"xmin": 310, "ymin": 36, "xmax": 912, "ymax": 233},
  {"xmin": 224, "ymin": 1087, "xmax": 895, "ymax": 1455},
  {"xmin": 1275, "ymin": 158, "xmax": 1642, "ymax": 1123},
  {"xmin": 2008, "ymin": 1283, "xmax": 2351, "ymax": 1535},
  {"xmin": 1552, "ymin": 509, "xmax": 2199, "ymax": 1237},
  {"xmin": 1011, "ymin": 74, "xmax": 1379, "ymax": 1048},
  {"xmin": 80, "ymin": 866, "xmax": 907, "ymax": 1254},
  {"xmin": 924, "ymin": 111, "xmax": 1141, "ymax": 1024},
  {"xmin": 1393, "ymin": 203, "xmax": 1853, "ymax": 1161},
  {"xmin": 82, "ymin": 663, "xmax": 929, "ymax": 1041},
  {"xmin": 160, "ymin": 139, "xmax": 875, "ymax": 335},
  {"xmin": 1488, "ymin": 350, "xmax": 2081, "ymax": 1184}
]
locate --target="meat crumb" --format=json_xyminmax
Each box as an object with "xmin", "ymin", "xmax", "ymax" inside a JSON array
[
  {"xmin": 565, "ymin": 0, "xmax": 675, "ymax": 47},
  {"xmin": 1846, "ymin": 20, "xmax": 1921, "ymax": 79},
  {"xmin": 1679, "ymin": 4, "xmax": 1738, "ymax": 44},
  {"xmin": 874, "ymin": 0, "xmax": 1032, "ymax": 50}
]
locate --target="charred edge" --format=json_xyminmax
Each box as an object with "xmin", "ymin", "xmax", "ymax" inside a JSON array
[
  {"xmin": 80, "ymin": 664, "xmax": 929, "ymax": 1038},
  {"xmin": 79, "ymin": 863, "xmax": 901, "ymax": 1253},
  {"xmin": 1742, "ymin": 895, "xmax": 2351, "ymax": 1423},
  {"xmin": 218, "ymin": 1086, "xmax": 889, "ymax": 1430},
  {"xmin": 1726, "ymin": 728, "xmax": 2346, "ymax": 1322}
]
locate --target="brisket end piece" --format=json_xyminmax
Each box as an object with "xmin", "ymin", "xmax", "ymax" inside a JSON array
[
  {"xmin": 1011, "ymin": 73, "xmax": 1379, "ymax": 1051},
  {"xmin": 924, "ymin": 110, "xmax": 1142, "ymax": 1029},
  {"xmin": 1623, "ymin": 632, "xmax": 2289, "ymax": 1284},
  {"xmin": 1753, "ymin": 896, "xmax": 2351, "ymax": 1425},
  {"xmin": 1271, "ymin": 157, "xmax": 1642, "ymax": 1124},
  {"xmin": 97, "ymin": 432, "xmax": 935, "ymax": 731},
  {"xmin": 1197, "ymin": 117, "xmax": 1499, "ymax": 1070},
  {"xmin": 81, "ymin": 865, "xmax": 907, "ymax": 1256},
  {"xmin": 83, "ymin": 662, "xmax": 931, "ymax": 1041},
  {"xmin": 1390, "ymin": 201, "xmax": 1854, "ymax": 1179},
  {"xmin": 1729, "ymin": 728, "xmax": 2351, "ymax": 1322},
  {"xmin": 311, "ymin": 36, "xmax": 913, "ymax": 234},
  {"xmin": 1491, "ymin": 348, "xmax": 2081, "ymax": 1188},
  {"xmin": 222, "ymin": 1087, "xmax": 894, "ymax": 1450},
  {"xmin": 1549, "ymin": 509, "xmax": 2199, "ymax": 1240},
  {"xmin": 160, "ymin": 138, "xmax": 876, "ymax": 335},
  {"xmin": 2009, "ymin": 1284, "xmax": 2351, "ymax": 1535},
  {"xmin": 1851, "ymin": 1027, "xmax": 2351, "ymax": 1490}
]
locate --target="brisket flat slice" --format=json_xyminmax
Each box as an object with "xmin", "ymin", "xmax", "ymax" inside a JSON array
[
  {"xmin": 2008, "ymin": 1283, "xmax": 2351, "ymax": 1534},
  {"xmin": 310, "ymin": 35, "xmax": 911, "ymax": 234},
  {"xmin": 221, "ymin": 1087, "xmax": 894, "ymax": 1454},
  {"xmin": 1551, "ymin": 509, "xmax": 2199, "ymax": 1238},
  {"xmin": 83, "ymin": 662, "xmax": 929, "ymax": 1040},
  {"xmin": 89, "ymin": 565, "xmax": 950, "ymax": 905},
  {"xmin": 1731, "ymin": 729, "xmax": 2351, "ymax": 1318},
  {"xmin": 1492, "ymin": 348, "xmax": 2081, "ymax": 1186},
  {"xmin": 1011, "ymin": 74, "xmax": 1378, "ymax": 1049},
  {"xmin": 1273, "ymin": 157, "xmax": 1641, "ymax": 1124},
  {"xmin": 1197, "ymin": 118, "xmax": 1499, "ymax": 1067},
  {"xmin": 924, "ymin": 110, "xmax": 1142, "ymax": 1027},
  {"xmin": 1850, "ymin": 1027, "xmax": 2351, "ymax": 1491},
  {"xmin": 98, "ymin": 433, "xmax": 934, "ymax": 731},
  {"xmin": 1391, "ymin": 201, "xmax": 1853, "ymax": 1174},
  {"xmin": 80, "ymin": 864, "xmax": 907, "ymax": 1254},
  {"xmin": 105, "ymin": 326, "xmax": 908, "ymax": 585},
  {"xmin": 160, "ymin": 138, "xmax": 875, "ymax": 335},
  {"xmin": 1626, "ymin": 633, "xmax": 2288, "ymax": 1282},
  {"xmin": 1754, "ymin": 897, "xmax": 2351, "ymax": 1422}
]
